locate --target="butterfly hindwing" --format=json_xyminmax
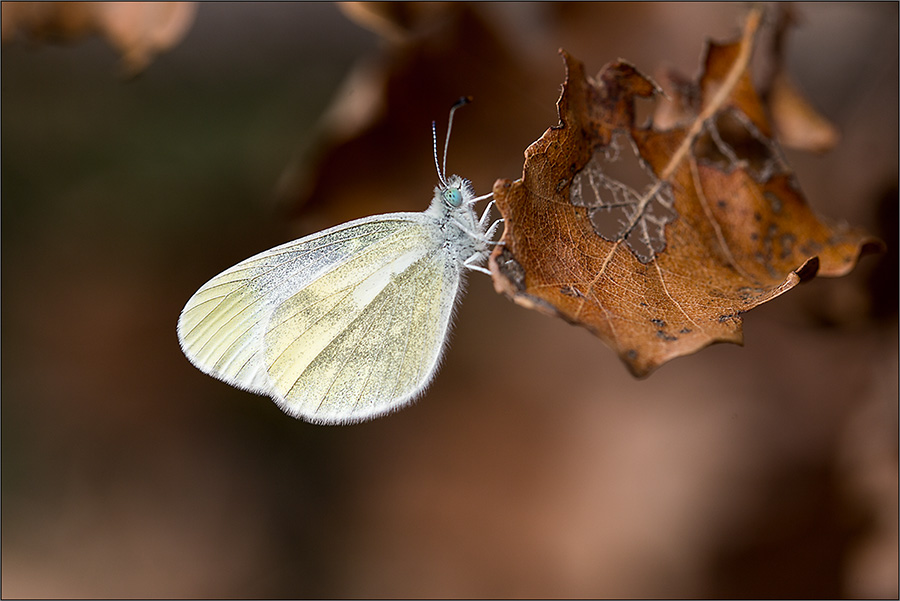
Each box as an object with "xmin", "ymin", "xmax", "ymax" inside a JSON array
[{"xmin": 265, "ymin": 244, "xmax": 461, "ymax": 423}]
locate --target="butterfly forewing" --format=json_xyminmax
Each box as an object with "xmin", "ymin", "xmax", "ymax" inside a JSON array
[{"xmin": 178, "ymin": 214, "xmax": 430, "ymax": 397}]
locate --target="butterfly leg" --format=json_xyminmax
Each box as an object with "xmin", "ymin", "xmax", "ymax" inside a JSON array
[
  {"xmin": 464, "ymin": 256, "xmax": 492, "ymax": 276},
  {"xmin": 484, "ymin": 218, "xmax": 505, "ymax": 243},
  {"xmin": 470, "ymin": 192, "xmax": 493, "ymax": 205},
  {"xmin": 478, "ymin": 200, "xmax": 496, "ymax": 229}
]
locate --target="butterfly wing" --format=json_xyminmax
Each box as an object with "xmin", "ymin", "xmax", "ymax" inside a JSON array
[
  {"xmin": 177, "ymin": 213, "xmax": 463, "ymax": 424},
  {"xmin": 264, "ymin": 236, "xmax": 461, "ymax": 423}
]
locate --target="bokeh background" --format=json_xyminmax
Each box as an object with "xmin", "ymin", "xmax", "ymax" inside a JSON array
[{"xmin": 2, "ymin": 2, "xmax": 897, "ymax": 598}]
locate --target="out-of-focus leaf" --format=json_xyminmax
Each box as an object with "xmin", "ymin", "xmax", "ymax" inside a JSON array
[
  {"xmin": 754, "ymin": 4, "xmax": 840, "ymax": 153},
  {"xmin": 338, "ymin": 2, "xmax": 451, "ymax": 46},
  {"xmin": 489, "ymin": 9, "xmax": 883, "ymax": 377},
  {"xmin": 768, "ymin": 71, "xmax": 840, "ymax": 153},
  {"xmin": 1, "ymin": 1, "xmax": 197, "ymax": 74}
]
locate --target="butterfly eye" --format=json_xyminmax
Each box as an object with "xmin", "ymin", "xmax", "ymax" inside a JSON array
[{"xmin": 443, "ymin": 187, "xmax": 463, "ymax": 208}]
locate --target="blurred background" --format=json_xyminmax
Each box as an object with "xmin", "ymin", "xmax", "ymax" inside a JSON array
[{"xmin": 2, "ymin": 2, "xmax": 896, "ymax": 598}]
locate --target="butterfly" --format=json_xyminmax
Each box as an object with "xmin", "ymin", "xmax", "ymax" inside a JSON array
[{"xmin": 177, "ymin": 98, "xmax": 501, "ymax": 424}]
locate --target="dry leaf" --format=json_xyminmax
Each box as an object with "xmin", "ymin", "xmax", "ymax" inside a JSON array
[
  {"xmin": 489, "ymin": 9, "xmax": 882, "ymax": 377},
  {"xmin": 1, "ymin": 1, "xmax": 196, "ymax": 74}
]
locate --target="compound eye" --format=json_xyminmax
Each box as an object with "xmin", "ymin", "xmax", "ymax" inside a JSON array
[{"xmin": 443, "ymin": 187, "xmax": 463, "ymax": 208}]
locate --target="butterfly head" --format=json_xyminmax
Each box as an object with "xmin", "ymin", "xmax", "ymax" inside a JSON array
[
  {"xmin": 441, "ymin": 186, "xmax": 463, "ymax": 208},
  {"xmin": 434, "ymin": 173, "xmax": 477, "ymax": 213},
  {"xmin": 429, "ymin": 100, "xmax": 496, "ymax": 243}
]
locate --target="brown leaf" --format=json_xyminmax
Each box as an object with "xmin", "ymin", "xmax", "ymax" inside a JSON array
[
  {"xmin": 489, "ymin": 8, "xmax": 882, "ymax": 377},
  {"xmin": 1, "ymin": 1, "xmax": 197, "ymax": 75}
]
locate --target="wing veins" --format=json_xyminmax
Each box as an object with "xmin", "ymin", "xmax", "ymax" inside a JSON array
[
  {"xmin": 214, "ymin": 276, "xmax": 362, "ymax": 374},
  {"xmin": 195, "ymin": 295, "xmax": 267, "ymax": 359},
  {"xmin": 308, "ymin": 287, "xmax": 393, "ymax": 415},
  {"xmin": 183, "ymin": 292, "xmax": 264, "ymax": 350},
  {"xmin": 386, "ymin": 258, "xmax": 429, "ymax": 402},
  {"xmin": 265, "ymin": 279, "xmax": 360, "ymax": 339},
  {"xmin": 352, "ymin": 278, "xmax": 402, "ymax": 414},
  {"xmin": 266, "ymin": 286, "xmax": 357, "ymax": 373}
]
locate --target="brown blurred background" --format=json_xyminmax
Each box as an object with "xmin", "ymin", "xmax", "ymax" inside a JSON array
[{"xmin": 2, "ymin": 2, "xmax": 897, "ymax": 598}]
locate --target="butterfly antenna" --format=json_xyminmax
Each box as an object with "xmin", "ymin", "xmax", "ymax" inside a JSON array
[
  {"xmin": 442, "ymin": 96, "xmax": 471, "ymax": 184},
  {"xmin": 432, "ymin": 121, "xmax": 447, "ymax": 187}
]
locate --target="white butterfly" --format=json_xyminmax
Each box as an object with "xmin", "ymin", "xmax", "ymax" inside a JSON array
[{"xmin": 177, "ymin": 99, "xmax": 501, "ymax": 424}]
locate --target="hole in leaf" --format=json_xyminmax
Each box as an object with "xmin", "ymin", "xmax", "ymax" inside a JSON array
[{"xmin": 570, "ymin": 133, "xmax": 678, "ymax": 263}]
